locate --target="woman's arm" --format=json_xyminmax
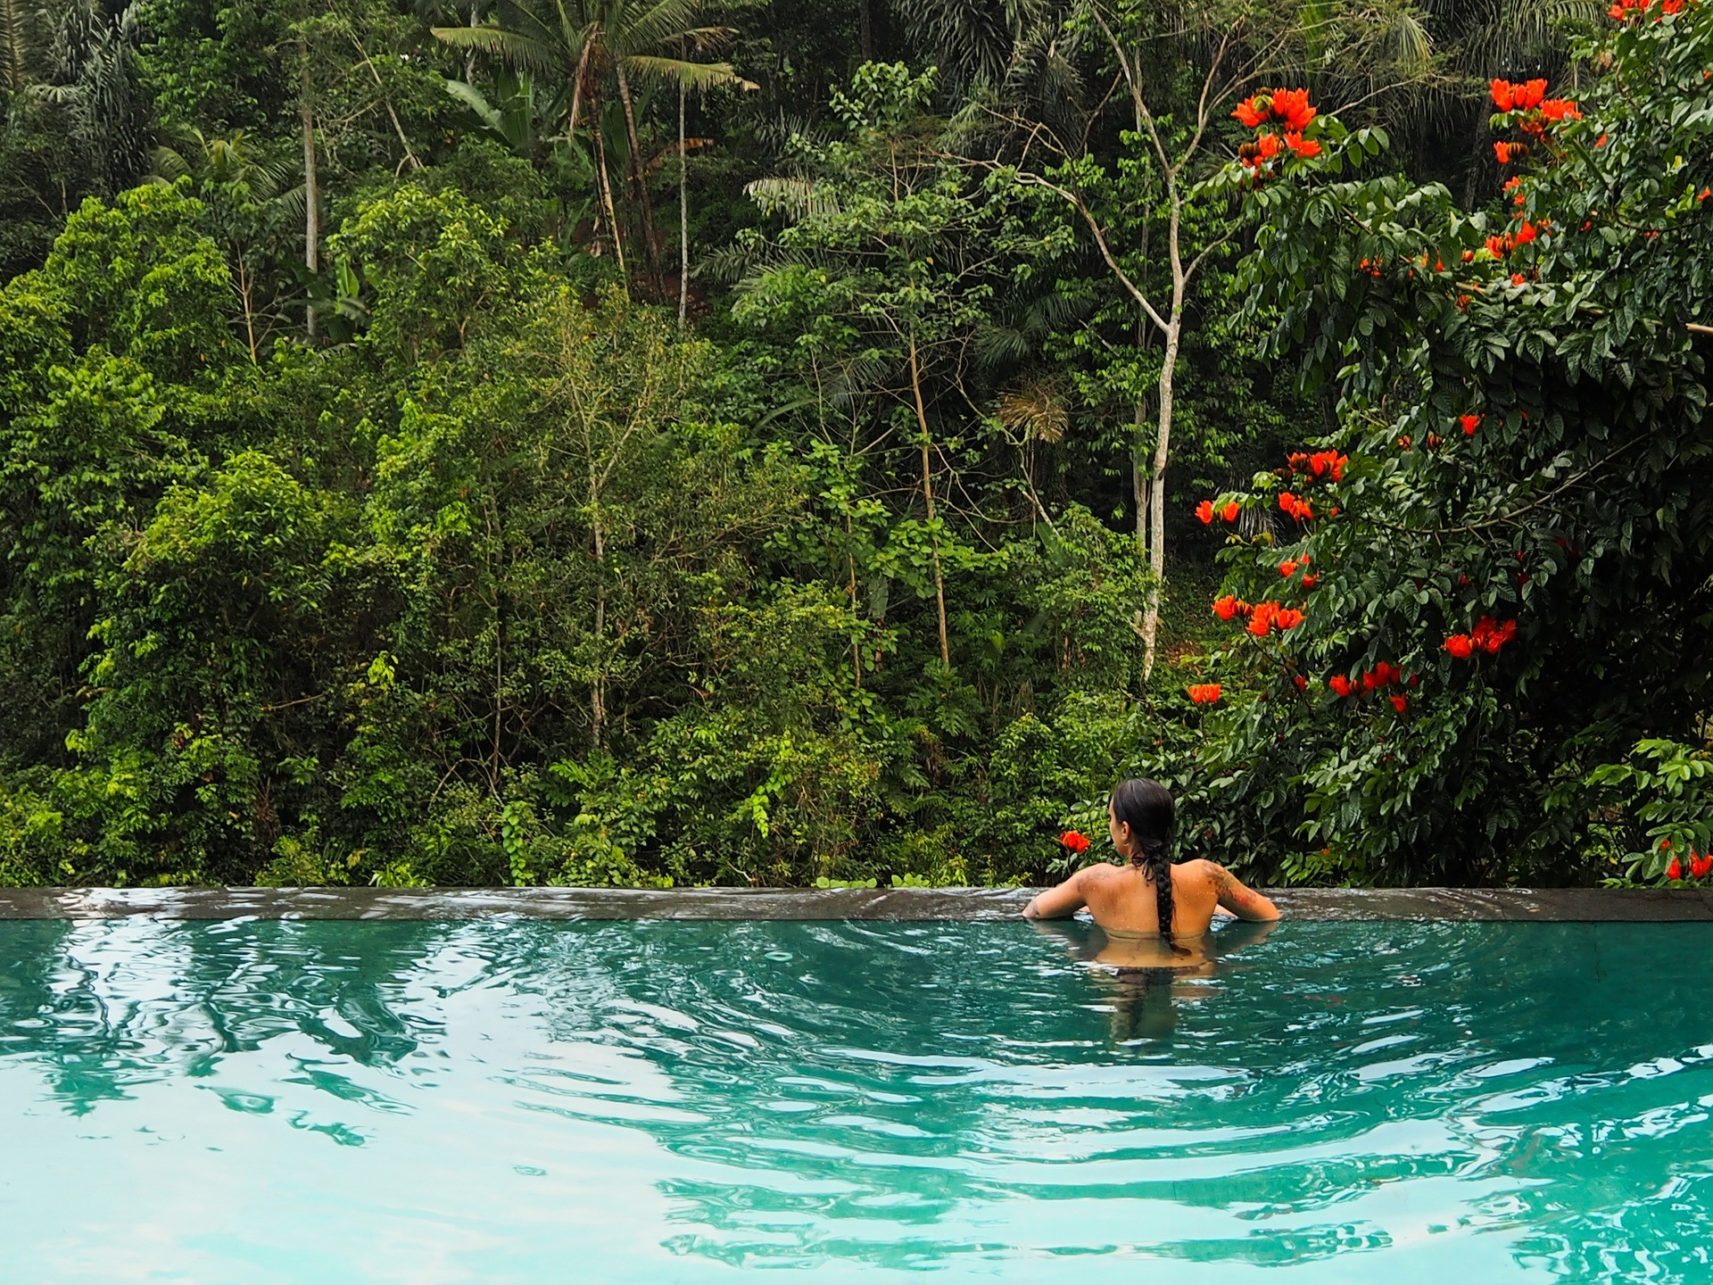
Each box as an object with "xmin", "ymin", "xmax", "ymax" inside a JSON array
[
  {"xmin": 1204, "ymin": 861, "xmax": 1280, "ymax": 921},
  {"xmin": 1022, "ymin": 868, "xmax": 1089, "ymax": 920}
]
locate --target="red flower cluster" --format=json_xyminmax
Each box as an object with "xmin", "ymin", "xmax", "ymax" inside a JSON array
[
  {"xmin": 1610, "ymin": 0, "xmax": 1687, "ymax": 20},
  {"xmin": 1494, "ymin": 141, "xmax": 1528, "ymax": 166},
  {"xmin": 1491, "ymin": 80, "xmax": 1580, "ymax": 132},
  {"xmin": 1212, "ymin": 594, "xmax": 1248, "ymax": 621},
  {"xmin": 1060, "ymin": 829, "xmax": 1091, "ymax": 854},
  {"xmin": 1490, "ymin": 79, "xmax": 1547, "ymax": 112},
  {"xmin": 1666, "ymin": 850, "xmax": 1713, "ymax": 880},
  {"xmin": 1187, "ymin": 683, "xmax": 1223, "ymax": 705},
  {"xmin": 1362, "ymin": 661, "xmax": 1404, "ymax": 692},
  {"xmin": 1278, "ymin": 491, "xmax": 1314, "ymax": 522},
  {"xmin": 1246, "ymin": 602, "xmax": 1305, "ymax": 636},
  {"xmin": 1279, "ymin": 554, "xmax": 1312, "ymax": 578},
  {"xmin": 1233, "ymin": 87, "xmax": 1317, "ymax": 131},
  {"xmin": 1233, "ymin": 88, "xmax": 1321, "ymax": 172},
  {"xmin": 1328, "ymin": 662, "xmax": 1412, "ymax": 707},
  {"xmin": 1444, "ymin": 616, "xmax": 1518, "ymax": 658},
  {"xmin": 1485, "ymin": 223, "xmax": 1541, "ymax": 260},
  {"xmin": 1286, "ymin": 451, "xmax": 1348, "ymax": 482},
  {"xmin": 1196, "ymin": 499, "xmax": 1242, "ymax": 525}
]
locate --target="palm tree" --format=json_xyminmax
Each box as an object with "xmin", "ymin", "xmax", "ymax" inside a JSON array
[
  {"xmin": 0, "ymin": 0, "xmax": 47, "ymax": 98},
  {"xmin": 433, "ymin": 0, "xmax": 747, "ymax": 293}
]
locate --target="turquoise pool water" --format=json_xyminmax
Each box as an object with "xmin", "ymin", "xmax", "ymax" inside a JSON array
[{"xmin": 2, "ymin": 917, "xmax": 1711, "ymax": 1282}]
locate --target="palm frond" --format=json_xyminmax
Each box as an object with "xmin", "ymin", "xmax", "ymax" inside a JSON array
[
  {"xmin": 997, "ymin": 379, "xmax": 1069, "ymax": 443},
  {"xmin": 744, "ymin": 176, "xmax": 839, "ymax": 220},
  {"xmin": 619, "ymin": 0, "xmax": 711, "ymax": 52},
  {"xmin": 621, "ymin": 53, "xmax": 747, "ymax": 91},
  {"xmin": 0, "ymin": 0, "xmax": 45, "ymax": 94},
  {"xmin": 431, "ymin": 24, "xmax": 561, "ymax": 77}
]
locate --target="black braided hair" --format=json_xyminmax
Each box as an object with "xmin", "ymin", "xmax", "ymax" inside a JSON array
[{"xmin": 1110, "ymin": 778, "xmax": 1188, "ymax": 955}]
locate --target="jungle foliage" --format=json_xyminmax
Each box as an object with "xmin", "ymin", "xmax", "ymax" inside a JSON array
[{"xmin": 0, "ymin": 0, "xmax": 1707, "ymax": 888}]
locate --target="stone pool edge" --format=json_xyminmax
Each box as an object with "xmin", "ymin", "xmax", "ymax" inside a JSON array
[{"xmin": 1, "ymin": 885, "xmax": 1712, "ymax": 921}]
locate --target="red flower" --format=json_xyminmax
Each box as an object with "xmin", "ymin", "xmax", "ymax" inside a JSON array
[
  {"xmin": 1060, "ymin": 830, "xmax": 1091, "ymax": 855},
  {"xmin": 1515, "ymin": 79, "xmax": 1547, "ymax": 110},
  {"xmin": 1444, "ymin": 634, "xmax": 1475, "ymax": 659},
  {"xmin": 1390, "ymin": 694, "xmax": 1409, "ymax": 714},
  {"xmin": 1510, "ymin": 272, "xmax": 1527, "ymax": 286},
  {"xmin": 1305, "ymin": 450, "xmax": 1347, "ymax": 481},
  {"xmin": 1472, "ymin": 616, "xmax": 1518, "ymax": 654},
  {"xmin": 1302, "ymin": 574, "xmax": 1319, "ymax": 589},
  {"xmin": 1668, "ymin": 856, "xmax": 1684, "ymax": 881},
  {"xmin": 1274, "ymin": 608, "xmax": 1305, "ymax": 631},
  {"xmin": 1270, "ymin": 87, "xmax": 1316, "ymax": 132},
  {"xmin": 1539, "ymin": 99, "xmax": 1580, "ymax": 123},
  {"xmin": 1328, "ymin": 674, "xmax": 1354, "ymax": 698},
  {"xmin": 1693, "ymin": 854, "xmax": 1713, "ymax": 879},
  {"xmin": 1221, "ymin": 501, "xmax": 1240, "ymax": 523},
  {"xmin": 1491, "ymin": 79, "xmax": 1516, "ymax": 111},
  {"xmin": 1233, "ymin": 96, "xmax": 1267, "ymax": 128},
  {"xmin": 1460, "ymin": 414, "xmax": 1482, "ymax": 436},
  {"xmin": 1279, "ymin": 560, "xmax": 1298, "ymax": 577},
  {"xmin": 1494, "ymin": 141, "xmax": 1526, "ymax": 165},
  {"xmin": 1285, "ymin": 130, "xmax": 1321, "ymax": 159},
  {"xmin": 1485, "ymin": 234, "xmax": 1509, "ymax": 258},
  {"xmin": 1213, "ymin": 594, "xmax": 1242, "ymax": 621},
  {"xmin": 1513, "ymin": 221, "xmax": 1539, "ymax": 246},
  {"xmin": 1196, "ymin": 499, "xmax": 1215, "ymax": 525},
  {"xmin": 1188, "ymin": 683, "xmax": 1223, "ymax": 705},
  {"xmin": 1293, "ymin": 674, "xmax": 1308, "ymax": 691}
]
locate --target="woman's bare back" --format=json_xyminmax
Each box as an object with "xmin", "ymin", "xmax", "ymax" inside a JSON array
[
  {"xmin": 1078, "ymin": 860, "xmax": 1224, "ymax": 938},
  {"xmin": 1024, "ymin": 857, "xmax": 1279, "ymax": 938}
]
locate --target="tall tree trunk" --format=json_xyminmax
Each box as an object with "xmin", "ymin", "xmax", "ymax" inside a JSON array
[
  {"xmin": 1139, "ymin": 308, "xmax": 1181, "ymax": 682},
  {"xmin": 591, "ymin": 110, "xmax": 628, "ymax": 286},
  {"xmin": 300, "ymin": 43, "xmax": 318, "ymax": 340},
  {"xmin": 466, "ymin": 1, "xmax": 478, "ymax": 83},
  {"xmin": 846, "ymin": 512, "xmax": 862, "ymax": 689},
  {"xmin": 351, "ymin": 32, "xmax": 421, "ymax": 172},
  {"xmin": 613, "ymin": 59, "xmax": 663, "ymax": 291},
  {"xmin": 679, "ymin": 80, "xmax": 688, "ymax": 328},
  {"xmin": 859, "ymin": 0, "xmax": 874, "ymax": 59},
  {"xmin": 237, "ymin": 248, "xmax": 259, "ymax": 363},
  {"xmin": 1462, "ymin": 105, "xmax": 1485, "ymax": 210},
  {"xmin": 590, "ymin": 494, "xmax": 607, "ymax": 747},
  {"xmin": 907, "ymin": 331, "xmax": 951, "ymax": 668}
]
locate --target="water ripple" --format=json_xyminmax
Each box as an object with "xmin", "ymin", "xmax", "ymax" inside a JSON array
[{"xmin": 4, "ymin": 918, "xmax": 1713, "ymax": 1279}]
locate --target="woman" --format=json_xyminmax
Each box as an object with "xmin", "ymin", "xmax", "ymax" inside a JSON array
[{"xmin": 1023, "ymin": 779, "xmax": 1279, "ymax": 964}]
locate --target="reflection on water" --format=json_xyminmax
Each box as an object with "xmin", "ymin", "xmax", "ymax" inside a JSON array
[{"xmin": 4, "ymin": 917, "xmax": 1713, "ymax": 1280}]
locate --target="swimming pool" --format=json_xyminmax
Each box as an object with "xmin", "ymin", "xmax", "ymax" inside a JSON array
[{"xmin": 3, "ymin": 911, "xmax": 1711, "ymax": 1281}]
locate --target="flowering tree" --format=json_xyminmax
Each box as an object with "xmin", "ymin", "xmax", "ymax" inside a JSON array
[{"xmin": 1190, "ymin": 3, "xmax": 1713, "ymax": 885}]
